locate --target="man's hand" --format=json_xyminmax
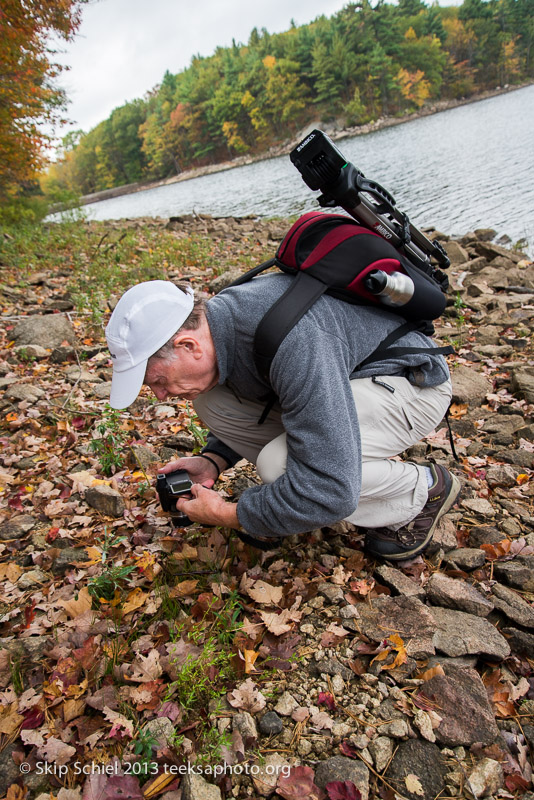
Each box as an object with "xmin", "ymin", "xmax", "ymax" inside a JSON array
[
  {"xmin": 158, "ymin": 455, "xmax": 220, "ymax": 486},
  {"xmin": 176, "ymin": 484, "xmax": 239, "ymax": 528}
]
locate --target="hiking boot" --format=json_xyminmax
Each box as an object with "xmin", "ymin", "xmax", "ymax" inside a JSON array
[{"xmin": 364, "ymin": 463, "xmax": 461, "ymax": 561}]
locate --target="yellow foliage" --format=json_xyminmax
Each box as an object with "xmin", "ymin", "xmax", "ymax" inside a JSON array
[
  {"xmin": 263, "ymin": 55, "xmax": 276, "ymax": 69},
  {"xmin": 396, "ymin": 67, "xmax": 430, "ymax": 107},
  {"xmin": 405, "ymin": 26, "xmax": 417, "ymax": 40}
]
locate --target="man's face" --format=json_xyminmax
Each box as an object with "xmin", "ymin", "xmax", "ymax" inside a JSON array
[{"xmin": 144, "ymin": 338, "xmax": 218, "ymax": 403}]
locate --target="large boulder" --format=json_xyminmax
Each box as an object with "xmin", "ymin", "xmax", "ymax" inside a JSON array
[{"xmin": 12, "ymin": 315, "xmax": 76, "ymax": 348}]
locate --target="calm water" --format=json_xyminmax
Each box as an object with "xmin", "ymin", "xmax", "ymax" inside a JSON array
[{"xmin": 79, "ymin": 85, "xmax": 534, "ymax": 252}]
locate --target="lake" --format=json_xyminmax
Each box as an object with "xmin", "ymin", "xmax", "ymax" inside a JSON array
[{"xmin": 78, "ymin": 85, "xmax": 534, "ymax": 253}]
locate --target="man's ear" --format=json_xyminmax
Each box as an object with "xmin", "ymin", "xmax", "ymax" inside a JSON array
[{"xmin": 173, "ymin": 334, "xmax": 201, "ymax": 355}]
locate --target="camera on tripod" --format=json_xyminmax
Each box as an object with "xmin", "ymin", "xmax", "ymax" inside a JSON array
[
  {"xmin": 156, "ymin": 469, "xmax": 194, "ymax": 526},
  {"xmin": 290, "ymin": 129, "xmax": 450, "ymax": 288}
]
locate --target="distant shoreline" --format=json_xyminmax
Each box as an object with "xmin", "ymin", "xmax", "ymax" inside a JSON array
[{"xmin": 76, "ymin": 82, "xmax": 533, "ymax": 210}]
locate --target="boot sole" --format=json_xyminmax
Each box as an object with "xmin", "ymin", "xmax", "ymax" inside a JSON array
[{"xmin": 367, "ymin": 472, "xmax": 462, "ymax": 562}]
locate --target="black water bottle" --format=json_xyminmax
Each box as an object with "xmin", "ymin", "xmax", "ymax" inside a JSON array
[{"xmin": 364, "ymin": 269, "xmax": 415, "ymax": 307}]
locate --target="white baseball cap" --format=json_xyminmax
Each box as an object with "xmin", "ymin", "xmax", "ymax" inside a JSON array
[{"xmin": 105, "ymin": 280, "xmax": 194, "ymax": 409}]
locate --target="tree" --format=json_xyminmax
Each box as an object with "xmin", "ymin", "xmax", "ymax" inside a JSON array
[{"xmin": 0, "ymin": 0, "xmax": 86, "ymax": 202}]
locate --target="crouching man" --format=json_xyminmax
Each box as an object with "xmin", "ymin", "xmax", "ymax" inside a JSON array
[{"xmin": 105, "ymin": 279, "xmax": 460, "ymax": 560}]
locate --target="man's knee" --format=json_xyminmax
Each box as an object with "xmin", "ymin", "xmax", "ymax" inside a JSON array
[{"xmin": 256, "ymin": 433, "xmax": 287, "ymax": 484}]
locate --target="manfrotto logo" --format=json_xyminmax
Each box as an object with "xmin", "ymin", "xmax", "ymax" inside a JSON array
[
  {"xmin": 296, "ymin": 133, "xmax": 315, "ymax": 152},
  {"xmin": 374, "ymin": 223, "xmax": 393, "ymax": 239}
]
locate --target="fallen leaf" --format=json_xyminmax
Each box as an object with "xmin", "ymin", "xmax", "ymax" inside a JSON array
[
  {"xmin": 326, "ymin": 781, "xmax": 362, "ymax": 800},
  {"xmin": 277, "ymin": 765, "xmax": 322, "ymax": 800},
  {"xmin": 242, "ymin": 576, "xmax": 283, "ymax": 605},
  {"xmin": 169, "ymin": 579, "xmax": 199, "ymax": 597},
  {"xmin": 243, "ymin": 649, "xmax": 259, "ymax": 673},
  {"xmin": 404, "ymin": 774, "xmax": 425, "ymax": 796},
  {"xmin": 227, "ymin": 678, "xmax": 266, "ymax": 713},
  {"xmin": 37, "ymin": 736, "xmax": 76, "ymax": 765},
  {"xmin": 60, "ymin": 586, "xmax": 93, "ymax": 618}
]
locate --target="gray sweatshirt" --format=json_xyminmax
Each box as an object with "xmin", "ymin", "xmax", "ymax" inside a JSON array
[{"xmin": 205, "ymin": 273, "xmax": 449, "ymax": 539}]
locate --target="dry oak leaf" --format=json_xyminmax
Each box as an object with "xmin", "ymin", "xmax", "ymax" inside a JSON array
[
  {"xmin": 258, "ymin": 607, "xmax": 301, "ymax": 635},
  {"xmin": 127, "ymin": 649, "xmax": 162, "ymax": 682},
  {"xmin": 59, "ymin": 586, "xmax": 93, "ymax": 619},
  {"xmin": 404, "ymin": 775, "xmax": 425, "ymax": 796},
  {"xmin": 121, "ymin": 588, "xmax": 148, "ymax": 615},
  {"xmin": 0, "ymin": 702, "xmax": 24, "ymax": 735},
  {"xmin": 169, "ymin": 579, "xmax": 199, "ymax": 598},
  {"xmin": 243, "ymin": 649, "xmax": 260, "ymax": 673},
  {"xmin": 227, "ymin": 678, "xmax": 266, "ymax": 713},
  {"xmin": 103, "ymin": 707, "xmax": 135, "ymax": 738},
  {"xmin": 241, "ymin": 575, "xmax": 283, "ymax": 605},
  {"xmin": 37, "ymin": 736, "xmax": 76, "ymax": 765}
]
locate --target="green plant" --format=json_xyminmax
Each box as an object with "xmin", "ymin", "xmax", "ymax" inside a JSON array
[
  {"xmin": 90, "ymin": 404, "xmax": 129, "ymax": 475},
  {"xmin": 184, "ymin": 402, "xmax": 208, "ymax": 453},
  {"xmin": 87, "ymin": 529, "xmax": 135, "ymax": 605},
  {"xmin": 17, "ymin": 347, "xmax": 36, "ymax": 364},
  {"xmin": 167, "ymin": 635, "xmax": 234, "ymax": 714},
  {"xmin": 10, "ymin": 654, "xmax": 24, "ymax": 694},
  {"xmin": 195, "ymin": 725, "xmax": 232, "ymax": 765}
]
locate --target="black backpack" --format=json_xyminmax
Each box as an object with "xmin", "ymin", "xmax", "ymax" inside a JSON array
[{"xmin": 230, "ymin": 211, "xmax": 453, "ymax": 392}]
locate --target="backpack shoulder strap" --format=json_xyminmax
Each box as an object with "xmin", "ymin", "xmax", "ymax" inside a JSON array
[
  {"xmin": 254, "ymin": 271, "xmax": 328, "ymax": 382},
  {"xmin": 356, "ymin": 321, "xmax": 454, "ymax": 370}
]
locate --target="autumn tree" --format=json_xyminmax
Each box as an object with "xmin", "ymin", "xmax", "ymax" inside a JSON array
[{"xmin": 0, "ymin": 0, "xmax": 86, "ymax": 204}]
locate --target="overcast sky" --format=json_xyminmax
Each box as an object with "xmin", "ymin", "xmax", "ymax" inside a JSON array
[{"xmin": 54, "ymin": 0, "xmax": 353, "ymax": 137}]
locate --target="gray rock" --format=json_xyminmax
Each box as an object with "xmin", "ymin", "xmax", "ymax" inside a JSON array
[
  {"xmin": 375, "ymin": 565, "xmax": 425, "ymax": 597},
  {"xmin": 85, "ymin": 485, "xmax": 125, "ymax": 517},
  {"xmin": 181, "ymin": 772, "xmax": 222, "ymax": 800},
  {"xmin": 313, "ymin": 657, "xmax": 353, "ymax": 681},
  {"xmin": 90, "ymin": 382, "xmax": 112, "ymax": 399},
  {"xmin": 451, "ymin": 365, "xmax": 492, "ymax": 405},
  {"xmin": 385, "ymin": 740, "xmax": 448, "ymax": 800},
  {"xmin": 0, "ymin": 635, "xmax": 51, "ymax": 661},
  {"xmin": 209, "ymin": 269, "xmax": 243, "ymax": 293},
  {"xmin": 4, "ymin": 383, "xmax": 45, "ymax": 404},
  {"xmin": 14, "ymin": 344, "xmax": 48, "ymax": 359},
  {"xmin": 318, "ymin": 582, "xmax": 345, "ymax": 603},
  {"xmin": 233, "ymin": 711, "xmax": 258, "ymax": 743},
  {"xmin": 502, "ymin": 627, "xmax": 534, "ymax": 657},
  {"xmin": 482, "ymin": 414, "xmax": 525, "ymax": 436},
  {"xmin": 426, "ymin": 573, "xmax": 493, "ymax": 617},
  {"xmin": 259, "ymin": 711, "xmax": 283, "ymax": 736},
  {"xmin": 368, "ymin": 736, "xmax": 393, "ymax": 772},
  {"xmin": 443, "ymin": 240, "xmax": 470, "ymax": 265},
  {"xmin": 50, "ymin": 345, "xmax": 76, "ymax": 363},
  {"xmin": 0, "ymin": 515, "xmax": 36, "ymax": 540},
  {"xmin": 426, "ymin": 655, "xmax": 478, "ymax": 670},
  {"xmin": 314, "ymin": 757, "xmax": 369, "ymax": 800},
  {"xmin": 474, "ymin": 228, "xmax": 497, "ymax": 241},
  {"xmin": 460, "ymin": 497, "xmax": 496, "ymax": 517},
  {"xmin": 468, "ymin": 758, "xmax": 503, "ymax": 798},
  {"xmin": 430, "ymin": 606, "xmax": 510, "ymax": 660},
  {"xmin": 129, "ymin": 445, "xmax": 159, "ymax": 471},
  {"xmin": 0, "ymin": 744, "xmax": 25, "ymax": 796},
  {"xmin": 251, "ymin": 753, "xmax": 290, "ymax": 797},
  {"xmin": 474, "ymin": 325, "xmax": 501, "ymax": 345},
  {"xmin": 273, "ymin": 691, "xmax": 298, "ymax": 716},
  {"xmin": 491, "ymin": 583, "xmax": 534, "ymax": 628},
  {"xmin": 432, "ymin": 516, "xmax": 458, "ymax": 551},
  {"xmin": 13, "ymin": 314, "xmax": 76, "ymax": 348},
  {"xmin": 144, "ymin": 716, "xmax": 175, "ymax": 746},
  {"xmin": 486, "ymin": 465, "xmax": 518, "ymax": 488},
  {"xmin": 468, "ymin": 526, "xmax": 506, "ymax": 547},
  {"xmin": 162, "ymin": 432, "xmax": 196, "ymax": 451},
  {"xmin": 65, "ymin": 364, "xmax": 99, "ymax": 383},
  {"xmin": 416, "ymin": 666, "xmax": 499, "ymax": 746},
  {"xmin": 511, "ymin": 368, "xmax": 534, "ymax": 403},
  {"xmin": 358, "ymin": 596, "xmax": 436, "ymax": 659},
  {"xmin": 442, "ymin": 547, "xmax": 487, "ymax": 570},
  {"xmin": 51, "ymin": 547, "xmax": 90, "ymax": 575},
  {"xmin": 493, "ymin": 559, "xmax": 534, "ymax": 593}
]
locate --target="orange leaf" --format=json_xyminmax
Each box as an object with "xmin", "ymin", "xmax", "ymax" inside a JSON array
[
  {"xmin": 449, "ymin": 403, "xmax": 468, "ymax": 418},
  {"xmin": 516, "ymin": 474, "xmax": 530, "ymax": 485},
  {"xmin": 5, "ymin": 412, "xmax": 18, "ymax": 422},
  {"xmin": 480, "ymin": 539, "xmax": 511, "ymax": 560},
  {"xmin": 244, "ymin": 649, "xmax": 259, "ymax": 673}
]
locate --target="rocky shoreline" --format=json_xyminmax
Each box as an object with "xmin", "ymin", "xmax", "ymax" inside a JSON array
[
  {"xmin": 74, "ymin": 82, "xmax": 533, "ymax": 210},
  {"xmin": 0, "ymin": 217, "xmax": 533, "ymax": 800}
]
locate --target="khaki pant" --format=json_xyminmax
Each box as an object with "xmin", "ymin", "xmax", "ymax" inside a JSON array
[{"xmin": 194, "ymin": 376, "xmax": 452, "ymax": 529}]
